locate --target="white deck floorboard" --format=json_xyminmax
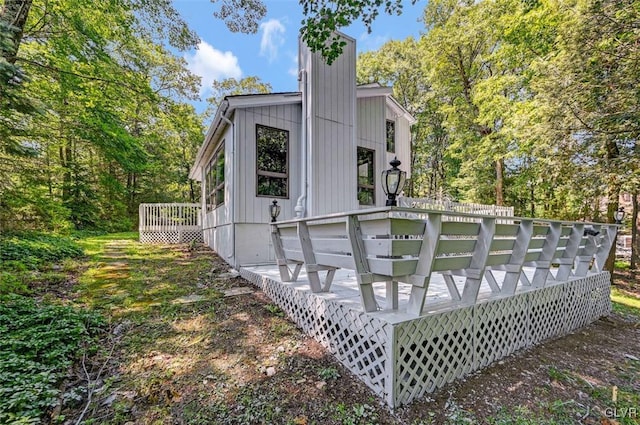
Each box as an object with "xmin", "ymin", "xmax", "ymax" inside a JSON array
[{"xmin": 241, "ymin": 265, "xmax": 542, "ymax": 324}]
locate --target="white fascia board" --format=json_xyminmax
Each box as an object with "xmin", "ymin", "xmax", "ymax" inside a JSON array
[
  {"xmin": 227, "ymin": 92, "xmax": 301, "ymax": 109},
  {"xmin": 356, "ymin": 86, "xmax": 393, "ymax": 98},
  {"xmin": 189, "ymin": 100, "xmax": 230, "ymax": 181},
  {"xmin": 387, "ymin": 95, "xmax": 417, "ymax": 125}
]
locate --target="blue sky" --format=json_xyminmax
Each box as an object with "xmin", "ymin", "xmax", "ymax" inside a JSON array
[{"xmin": 173, "ymin": 0, "xmax": 427, "ymax": 113}]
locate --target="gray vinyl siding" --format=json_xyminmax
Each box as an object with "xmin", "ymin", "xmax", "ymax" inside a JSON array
[
  {"xmin": 303, "ymin": 33, "xmax": 358, "ymax": 216},
  {"xmin": 357, "ymin": 96, "xmax": 386, "ymax": 206},
  {"xmin": 387, "ymin": 104, "xmax": 412, "ymax": 179},
  {"xmin": 234, "ymin": 103, "xmax": 302, "ymax": 224}
]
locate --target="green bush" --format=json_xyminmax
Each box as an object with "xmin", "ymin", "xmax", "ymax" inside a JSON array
[
  {"xmin": 0, "ymin": 232, "xmax": 84, "ymax": 270},
  {"xmin": 0, "ymin": 295, "xmax": 104, "ymax": 423}
]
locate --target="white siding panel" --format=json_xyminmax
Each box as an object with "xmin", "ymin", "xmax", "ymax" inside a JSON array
[
  {"xmin": 306, "ymin": 35, "xmax": 357, "ymax": 216},
  {"xmin": 203, "ymin": 223, "xmax": 232, "ymax": 262},
  {"xmin": 235, "ymin": 223, "xmax": 274, "ymax": 265},
  {"xmin": 235, "ymin": 103, "xmax": 302, "ymax": 224},
  {"xmin": 386, "ymin": 104, "xmax": 412, "ymax": 179}
]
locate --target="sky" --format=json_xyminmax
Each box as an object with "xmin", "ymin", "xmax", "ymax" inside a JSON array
[{"xmin": 172, "ymin": 0, "xmax": 428, "ymax": 113}]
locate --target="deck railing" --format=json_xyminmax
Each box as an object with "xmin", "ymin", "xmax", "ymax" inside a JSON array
[
  {"xmin": 139, "ymin": 203, "xmax": 203, "ymax": 244},
  {"xmin": 271, "ymin": 207, "xmax": 617, "ymax": 315},
  {"xmin": 398, "ymin": 196, "xmax": 514, "ymax": 218}
]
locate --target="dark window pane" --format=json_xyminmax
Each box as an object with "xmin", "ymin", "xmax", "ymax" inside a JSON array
[
  {"xmin": 357, "ymin": 147, "xmax": 375, "ymax": 205},
  {"xmin": 386, "ymin": 120, "xmax": 395, "ymax": 153},
  {"xmin": 358, "ymin": 188, "xmax": 375, "ymax": 205},
  {"xmin": 257, "ymin": 176, "xmax": 287, "ymax": 198},
  {"xmin": 257, "ymin": 125, "xmax": 288, "ymax": 173},
  {"xmin": 256, "ymin": 125, "xmax": 288, "ymax": 198},
  {"xmin": 206, "ymin": 142, "xmax": 225, "ymax": 209}
]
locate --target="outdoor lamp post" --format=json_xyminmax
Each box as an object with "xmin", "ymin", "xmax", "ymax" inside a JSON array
[
  {"xmin": 269, "ymin": 200, "xmax": 281, "ymax": 223},
  {"xmin": 382, "ymin": 157, "xmax": 407, "ymax": 207},
  {"xmin": 614, "ymin": 206, "xmax": 626, "ymax": 224}
]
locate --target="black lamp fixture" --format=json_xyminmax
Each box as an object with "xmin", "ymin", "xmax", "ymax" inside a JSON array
[
  {"xmin": 614, "ymin": 206, "xmax": 626, "ymax": 224},
  {"xmin": 269, "ymin": 200, "xmax": 281, "ymax": 223},
  {"xmin": 382, "ymin": 157, "xmax": 407, "ymax": 207}
]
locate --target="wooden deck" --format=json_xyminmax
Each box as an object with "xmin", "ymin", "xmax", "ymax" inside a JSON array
[
  {"xmin": 238, "ymin": 206, "xmax": 616, "ymax": 407},
  {"xmin": 139, "ymin": 203, "xmax": 203, "ymax": 244}
]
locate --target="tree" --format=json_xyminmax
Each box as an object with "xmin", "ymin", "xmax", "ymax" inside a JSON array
[
  {"xmin": 204, "ymin": 76, "xmax": 272, "ymax": 120},
  {"xmin": 0, "ymin": 0, "xmax": 205, "ymax": 231},
  {"xmin": 357, "ymin": 37, "xmax": 456, "ymax": 199}
]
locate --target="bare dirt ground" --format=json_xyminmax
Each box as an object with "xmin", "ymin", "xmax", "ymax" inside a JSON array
[{"xmin": 51, "ymin": 240, "xmax": 640, "ymax": 424}]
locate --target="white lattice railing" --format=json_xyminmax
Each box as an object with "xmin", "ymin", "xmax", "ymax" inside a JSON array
[
  {"xmin": 139, "ymin": 203, "xmax": 203, "ymax": 244},
  {"xmin": 271, "ymin": 206, "xmax": 618, "ymax": 315},
  {"xmin": 398, "ymin": 196, "xmax": 514, "ymax": 218}
]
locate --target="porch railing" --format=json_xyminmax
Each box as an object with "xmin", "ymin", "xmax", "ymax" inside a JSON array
[
  {"xmin": 139, "ymin": 203, "xmax": 203, "ymax": 244},
  {"xmin": 271, "ymin": 207, "xmax": 617, "ymax": 315},
  {"xmin": 398, "ymin": 196, "xmax": 514, "ymax": 218}
]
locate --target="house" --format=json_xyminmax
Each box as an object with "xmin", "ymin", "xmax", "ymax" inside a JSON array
[{"xmin": 189, "ymin": 32, "xmax": 416, "ymax": 267}]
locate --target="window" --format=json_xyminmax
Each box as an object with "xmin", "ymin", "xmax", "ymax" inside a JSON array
[
  {"xmin": 386, "ymin": 120, "xmax": 395, "ymax": 153},
  {"xmin": 205, "ymin": 142, "xmax": 225, "ymax": 210},
  {"xmin": 357, "ymin": 147, "xmax": 375, "ymax": 206},
  {"xmin": 256, "ymin": 124, "xmax": 289, "ymax": 198}
]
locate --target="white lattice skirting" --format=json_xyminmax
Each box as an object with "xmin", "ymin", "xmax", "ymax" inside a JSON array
[
  {"xmin": 239, "ymin": 268, "xmax": 610, "ymax": 408},
  {"xmin": 139, "ymin": 230, "xmax": 203, "ymax": 244}
]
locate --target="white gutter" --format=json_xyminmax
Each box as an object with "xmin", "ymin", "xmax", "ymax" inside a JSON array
[{"xmin": 295, "ymin": 69, "xmax": 308, "ymax": 218}]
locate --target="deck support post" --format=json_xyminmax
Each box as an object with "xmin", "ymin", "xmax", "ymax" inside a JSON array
[
  {"xmin": 461, "ymin": 217, "xmax": 495, "ymax": 305},
  {"xmin": 407, "ymin": 213, "xmax": 442, "ymax": 315},
  {"xmin": 555, "ymin": 223, "xmax": 584, "ymax": 282},
  {"xmin": 385, "ymin": 281, "xmax": 399, "ymax": 310},
  {"xmin": 593, "ymin": 225, "xmax": 617, "ymax": 273},
  {"xmin": 499, "ymin": 219, "xmax": 533, "ymax": 295},
  {"xmin": 347, "ymin": 215, "xmax": 378, "ymax": 312},
  {"xmin": 574, "ymin": 225, "xmax": 602, "ymax": 277},
  {"xmin": 271, "ymin": 225, "xmax": 303, "ymax": 282},
  {"xmin": 298, "ymin": 222, "xmax": 335, "ymax": 292},
  {"xmin": 530, "ymin": 222, "xmax": 562, "ymax": 287}
]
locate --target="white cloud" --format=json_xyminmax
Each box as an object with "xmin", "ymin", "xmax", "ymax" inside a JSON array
[
  {"xmin": 259, "ymin": 19, "xmax": 286, "ymax": 62},
  {"xmin": 185, "ymin": 41, "xmax": 242, "ymax": 96},
  {"xmin": 287, "ymin": 52, "xmax": 298, "ymax": 78},
  {"xmin": 358, "ymin": 32, "xmax": 390, "ymax": 52}
]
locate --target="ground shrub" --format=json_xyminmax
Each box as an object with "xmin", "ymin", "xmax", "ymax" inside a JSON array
[
  {"xmin": 0, "ymin": 295, "xmax": 104, "ymax": 423},
  {"xmin": 0, "ymin": 232, "xmax": 84, "ymax": 270}
]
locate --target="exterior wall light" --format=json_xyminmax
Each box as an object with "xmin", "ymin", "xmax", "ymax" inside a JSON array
[
  {"xmin": 270, "ymin": 200, "xmax": 281, "ymax": 223},
  {"xmin": 382, "ymin": 157, "xmax": 407, "ymax": 207},
  {"xmin": 614, "ymin": 206, "xmax": 626, "ymax": 224}
]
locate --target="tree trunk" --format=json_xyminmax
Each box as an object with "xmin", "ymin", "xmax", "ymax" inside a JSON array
[
  {"xmin": 631, "ymin": 191, "xmax": 639, "ymax": 270},
  {"xmin": 604, "ymin": 139, "xmax": 621, "ymax": 276},
  {"xmin": 604, "ymin": 189, "xmax": 621, "ymax": 275},
  {"xmin": 495, "ymin": 158, "xmax": 504, "ymax": 206},
  {"xmin": 0, "ymin": 0, "xmax": 33, "ymax": 63}
]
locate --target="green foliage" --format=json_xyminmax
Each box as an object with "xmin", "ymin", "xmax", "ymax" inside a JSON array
[
  {"xmin": 333, "ymin": 402, "xmax": 379, "ymax": 425},
  {"xmin": 318, "ymin": 366, "xmax": 340, "ymax": 380},
  {"xmin": 355, "ymin": 0, "xmax": 640, "ymax": 227},
  {"xmin": 0, "ymin": 295, "xmax": 104, "ymax": 423},
  {"xmin": 1, "ymin": 0, "xmax": 205, "ymax": 233},
  {"xmin": 300, "ymin": 0, "xmax": 407, "ymax": 64},
  {"xmin": 0, "ymin": 232, "xmax": 84, "ymax": 271},
  {"xmin": 264, "ymin": 303, "xmax": 285, "ymax": 318}
]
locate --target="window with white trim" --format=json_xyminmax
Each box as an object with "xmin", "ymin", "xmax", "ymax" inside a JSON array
[
  {"xmin": 205, "ymin": 142, "xmax": 225, "ymax": 210},
  {"xmin": 256, "ymin": 124, "xmax": 289, "ymax": 198}
]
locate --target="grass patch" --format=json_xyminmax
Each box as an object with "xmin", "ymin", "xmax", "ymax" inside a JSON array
[
  {"xmin": 76, "ymin": 234, "xmax": 209, "ymax": 319},
  {"xmin": 611, "ymin": 287, "xmax": 640, "ymax": 318},
  {"xmin": 615, "ymin": 260, "xmax": 630, "ymax": 271}
]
